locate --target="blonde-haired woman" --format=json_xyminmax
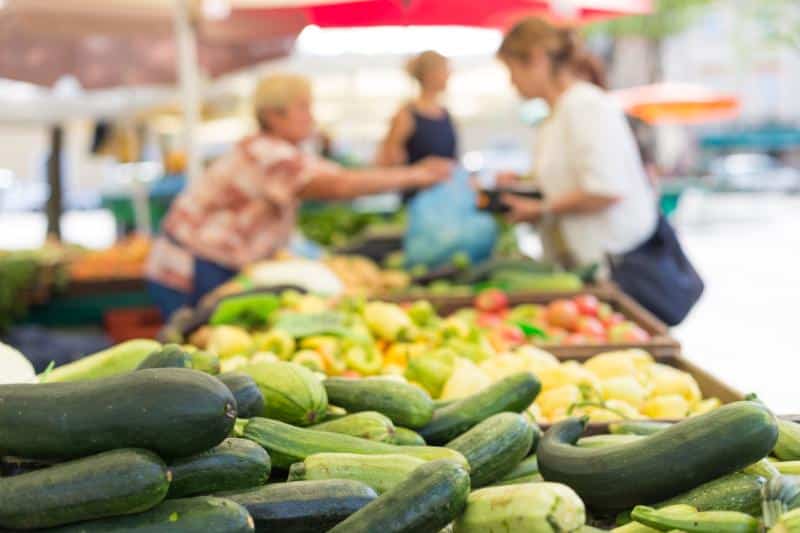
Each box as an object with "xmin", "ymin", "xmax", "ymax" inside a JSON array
[
  {"xmin": 376, "ymin": 50, "xmax": 457, "ymax": 202},
  {"xmin": 495, "ymin": 17, "xmax": 657, "ymax": 270},
  {"xmin": 146, "ymin": 73, "xmax": 452, "ymax": 318}
]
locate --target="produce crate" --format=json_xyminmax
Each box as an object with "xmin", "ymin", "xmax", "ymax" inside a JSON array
[
  {"xmin": 104, "ymin": 307, "xmax": 163, "ymax": 343},
  {"xmin": 405, "ymin": 284, "xmax": 680, "ymax": 358},
  {"xmin": 554, "ymin": 352, "xmax": 744, "ymax": 435}
]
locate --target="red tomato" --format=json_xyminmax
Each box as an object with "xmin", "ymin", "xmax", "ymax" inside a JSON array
[
  {"xmin": 476, "ymin": 312, "xmax": 504, "ymax": 329},
  {"xmin": 474, "ymin": 288, "xmax": 509, "ymax": 313},
  {"xmin": 577, "ymin": 316, "xmax": 606, "ymax": 338},
  {"xmin": 499, "ymin": 324, "xmax": 526, "ymax": 346},
  {"xmin": 602, "ymin": 312, "xmax": 626, "ymax": 329},
  {"xmin": 564, "ymin": 333, "xmax": 589, "ymax": 345},
  {"xmin": 546, "ymin": 299, "xmax": 580, "ymax": 331},
  {"xmin": 573, "ymin": 294, "xmax": 599, "ymax": 316},
  {"xmin": 608, "ymin": 322, "xmax": 651, "ymax": 343}
]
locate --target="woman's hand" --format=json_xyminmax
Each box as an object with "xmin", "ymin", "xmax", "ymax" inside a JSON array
[
  {"xmin": 501, "ymin": 194, "xmax": 546, "ymax": 223},
  {"xmin": 412, "ymin": 156, "xmax": 454, "ymax": 187}
]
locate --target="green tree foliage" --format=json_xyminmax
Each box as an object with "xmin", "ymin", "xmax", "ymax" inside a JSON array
[{"xmin": 585, "ymin": 0, "xmax": 714, "ymax": 39}]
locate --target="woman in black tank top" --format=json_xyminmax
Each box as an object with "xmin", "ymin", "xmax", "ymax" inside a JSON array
[{"xmin": 376, "ymin": 50, "xmax": 458, "ymax": 202}]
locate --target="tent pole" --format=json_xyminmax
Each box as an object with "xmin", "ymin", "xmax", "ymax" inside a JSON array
[
  {"xmin": 45, "ymin": 124, "xmax": 64, "ymax": 239},
  {"xmin": 174, "ymin": 0, "xmax": 202, "ymax": 184}
]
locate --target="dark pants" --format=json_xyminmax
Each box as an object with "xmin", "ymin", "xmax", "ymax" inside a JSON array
[{"xmin": 148, "ymin": 256, "xmax": 237, "ymax": 320}]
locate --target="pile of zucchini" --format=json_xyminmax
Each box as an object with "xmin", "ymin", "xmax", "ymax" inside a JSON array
[{"xmin": 3, "ymin": 341, "xmax": 800, "ymax": 532}]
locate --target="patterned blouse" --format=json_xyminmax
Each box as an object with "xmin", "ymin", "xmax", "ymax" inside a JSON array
[{"xmin": 145, "ymin": 134, "xmax": 339, "ymax": 292}]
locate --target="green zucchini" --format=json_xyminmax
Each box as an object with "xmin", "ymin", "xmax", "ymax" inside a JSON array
[
  {"xmin": 287, "ymin": 453, "xmax": 425, "ymax": 494},
  {"xmin": 453, "ymin": 482, "xmax": 585, "ymax": 533},
  {"xmin": 45, "ymin": 496, "xmax": 254, "ymax": 533},
  {"xmin": 537, "ymin": 401, "xmax": 779, "ymax": 510},
  {"xmin": 217, "ymin": 373, "xmax": 265, "ymax": 419},
  {"xmin": 657, "ymin": 472, "xmax": 765, "ymax": 515},
  {"xmin": 323, "ymin": 377, "xmax": 434, "ymax": 428},
  {"xmin": 762, "ymin": 475, "xmax": 800, "ymax": 528},
  {"xmin": 189, "ymin": 350, "xmax": 221, "ymax": 375},
  {"xmin": 241, "ymin": 361, "xmax": 328, "ymax": 426},
  {"xmin": 0, "ymin": 448, "xmax": 170, "ymax": 530},
  {"xmin": 445, "ymin": 412, "xmax": 535, "ymax": 488},
  {"xmin": 608, "ymin": 420, "xmax": 672, "ymax": 436},
  {"xmin": 219, "ymin": 479, "xmax": 377, "ymax": 533},
  {"xmin": 168, "ymin": 438, "xmax": 271, "ymax": 498},
  {"xmin": 611, "ymin": 505, "xmax": 696, "ymax": 533},
  {"xmin": 577, "ymin": 434, "xmax": 644, "ymax": 447},
  {"xmin": 328, "ymin": 459, "xmax": 471, "ymax": 533},
  {"xmin": 312, "ymin": 411, "xmax": 396, "ymax": 442},
  {"xmin": 631, "ymin": 505, "xmax": 759, "ymax": 533},
  {"xmin": 40, "ymin": 339, "xmax": 160, "ymax": 382},
  {"xmin": 243, "ymin": 417, "xmax": 468, "ymax": 470},
  {"xmin": 0, "ymin": 368, "xmax": 237, "ymax": 459},
  {"xmin": 136, "ymin": 344, "xmax": 193, "ymax": 370},
  {"xmin": 776, "ymin": 419, "xmax": 800, "ymax": 461},
  {"xmin": 419, "ymin": 372, "xmax": 540, "ymax": 445},
  {"xmin": 494, "ymin": 455, "xmax": 539, "ymax": 484},
  {"xmin": 391, "ymin": 427, "xmax": 427, "ymax": 446}
]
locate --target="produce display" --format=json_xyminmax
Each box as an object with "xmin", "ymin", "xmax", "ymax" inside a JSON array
[
  {"xmin": 67, "ymin": 234, "xmax": 151, "ymax": 281},
  {"xmin": 2, "ymin": 340, "xmax": 799, "ymax": 532},
  {"xmin": 178, "ymin": 290, "xmax": 708, "ymax": 424}
]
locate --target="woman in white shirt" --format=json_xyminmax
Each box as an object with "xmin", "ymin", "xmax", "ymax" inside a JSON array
[{"xmin": 496, "ymin": 18, "xmax": 657, "ymax": 269}]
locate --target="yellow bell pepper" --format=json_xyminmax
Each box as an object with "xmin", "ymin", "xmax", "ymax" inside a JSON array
[
  {"xmin": 583, "ymin": 349, "xmax": 654, "ymax": 383},
  {"xmin": 207, "ymin": 325, "xmax": 254, "ymax": 359},
  {"xmin": 292, "ymin": 350, "xmax": 326, "ymax": 373},
  {"xmin": 642, "ymin": 394, "xmax": 690, "ymax": 419},
  {"xmin": 220, "ymin": 354, "xmax": 250, "ymax": 373},
  {"xmin": 536, "ymin": 385, "xmax": 582, "ymax": 418},
  {"xmin": 690, "ymin": 397, "xmax": 721, "ymax": 416},
  {"xmin": 514, "ymin": 345, "xmax": 560, "ymax": 375},
  {"xmin": 648, "ymin": 364, "xmax": 702, "ymax": 406},
  {"xmin": 479, "ymin": 353, "xmax": 528, "ymax": 382},
  {"xmin": 440, "ymin": 357, "xmax": 492, "ymax": 400},
  {"xmin": 364, "ymin": 302, "xmax": 416, "ymax": 342},
  {"xmin": 300, "ymin": 335, "xmax": 340, "ymax": 358},
  {"xmin": 571, "ymin": 405, "xmax": 625, "ymax": 423},
  {"xmin": 439, "ymin": 316, "xmax": 473, "ymax": 340},
  {"xmin": 252, "ymin": 329, "xmax": 295, "ymax": 360},
  {"xmin": 343, "ymin": 344, "xmax": 383, "ymax": 376},
  {"xmin": 599, "ymin": 376, "xmax": 650, "ymax": 409},
  {"xmin": 536, "ymin": 361, "xmax": 599, "ymax": 391},
  {"xmin": 406, "ymin": 300, "xmax": 438, "ymax": 327},
  {"xmin": 604, "ymin": 399, "xmax": 643, "ymax": 420},
  {"xmin": 249, "ymin": 351, "xmax": 280, "ymax": 365}
]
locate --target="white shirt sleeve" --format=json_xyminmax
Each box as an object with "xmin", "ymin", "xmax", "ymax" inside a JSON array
[{"xmin": 565, "ymin": 94, "xmax": 638, "ymax": 198}]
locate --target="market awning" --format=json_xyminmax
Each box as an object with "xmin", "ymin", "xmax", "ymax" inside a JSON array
[
  {"xmin": 612, "ymin": 82, "xmax": 741, "ymax": 125},
  {"xmin": 307, "ymin": 0, "xmax": 654, "ymax": 28},
  {"xmin": 0, "ymin": 1, "xmax": 307, "ymax": 89}
]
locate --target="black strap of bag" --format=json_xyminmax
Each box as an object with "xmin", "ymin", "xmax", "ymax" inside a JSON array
[{"xmin": 609, "ymin": 214, "xmax": 704, "ymax": 326}]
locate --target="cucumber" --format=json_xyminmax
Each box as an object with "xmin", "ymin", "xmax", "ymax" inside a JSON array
[
  {"xmin": 323, "ymin": 377, "xmax": 434, "ymax": 429},
  {"xmin": 39, "ymin": 339, "xmax": 161, "ymax": 382},
  {"xmin": 189, "ymin": 350, "xmax": 221, "ymax": 375},
  {"xmin": 312, "ymin": 411, "xmax": 396, "ymax": 442},
  {"xmin": 657, "ymin": 472, "xmax": 764, "ymax": 515},
  {"xmin": 46, "ymin": 496, "xmax": 254, "ymax": 533},
  {"xmin": 609, "ymin": 420, "xmax": 672, "ymax": 436},
  {"xmin": 391, "ymin": 427, "xmax": 427, "ymax": 446},
  {"xmin": 287, "ymin": 453, "xmax": 425, "ymax": 494},
  {"xmin": 537, "ymin": 401, "xmax": 779, "ymax": 510},
  {"xmin": 776, "ymin": 419, "xmax": 800, "ymax": 461},
  {"xmin": 419, "ymin": 372, "xmax": 540, "ymax": 445},
  {"xmin": 631, "ymin": 505, "xmax": 759, "ymax": 533},
  {"xmin": 0, "ymin": 448, "xmax": 170, "ymax": 529},
  {"xmin": 219, "ymin": 479, "xmax": 377, "ymax": 533},
  {"xmin": 136, "ymin": 344, "xmax": 193, "ymax": 370},
  {"xmin": 243, "ymin": 417, "xmax": 468, "ymax": 470},
  {"xmin": 453, "ymin": 482, "xmax": 586, "ymax": 533},
  {"xmin": 445, "ymin": 412, "xmax": 535, "ymax": 488},
  {"xmin": 218, "ymin": 373, "xmax": 265, "ymax": 419},
  {"xmin": 577, "ymin": 434, "xmax": 644, "ymax": 447},
  {"xmin": 0, "ymin": 368, "xmax": 237, "ymax": 459},
  {"xmin": 328, "ymin": 459, "xmax": 471, "ymax": 533},
  {"xmin": 241, "ymin": 361, "xmax": 328, "ymax": 426},
  {"xmin": 168, "ymin": 438, "xmax": 271, "ymax": 498},
  {"xmin": 494, "ymin": 455, "xmax": 539, "ymax": 484}
]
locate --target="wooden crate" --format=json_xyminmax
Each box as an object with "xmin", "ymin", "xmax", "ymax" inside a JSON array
[
  {"xmin": 396, "ymin": 284, "xmax": 681, "ymax": 358},
  {"xmin": 543, "ymin": 352, "xmax": 744, "ymax": 435}
]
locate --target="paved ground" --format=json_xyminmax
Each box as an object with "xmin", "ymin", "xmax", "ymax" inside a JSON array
[{"xmin": 2, "ymin": 192, "xmax": 798, "ymax": 411}]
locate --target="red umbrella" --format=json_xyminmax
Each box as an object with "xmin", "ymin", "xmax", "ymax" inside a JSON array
[{"xmin": 308, "ymin": 0, "xmax": 653, "ymax": 28}]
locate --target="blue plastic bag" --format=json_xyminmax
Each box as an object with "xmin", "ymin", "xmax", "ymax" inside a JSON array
[{"xmin": 404, "ymin": 167, "xmax": 497, "ymax": 268}]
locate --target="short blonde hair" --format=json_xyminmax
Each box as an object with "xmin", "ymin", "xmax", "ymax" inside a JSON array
[
  {"xmin": 405, "ymin": 50, "xmax": 448, "ymax": 84},
  {"xmin": 253, "ymin": 74, "xmax": 311, "ymax": 130}
]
